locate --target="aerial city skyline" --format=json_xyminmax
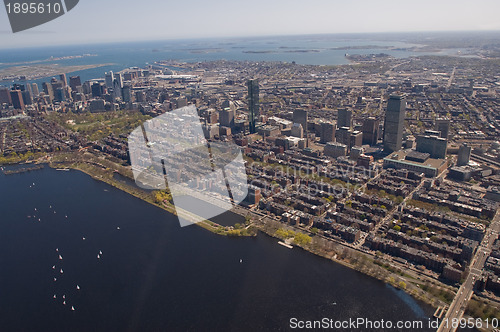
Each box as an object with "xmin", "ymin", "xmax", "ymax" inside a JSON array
[{"xmin": 1, "ymin": 1, "xmax": 500, "ymax": 329}]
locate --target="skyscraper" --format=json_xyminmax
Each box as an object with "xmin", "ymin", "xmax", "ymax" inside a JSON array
[
  {"xmin": 383, "ymin": 95, "xmax": 406, "ymax": 153},
  {"xmin": 10, "ymin": 90, "xmax": 25, "ymax": 110},
  {"xmin": 105, "ymin": 71, "xmax": 114, "ymax": 88},
  {"xmin": 220, "ymin": 108, "xmax": 235, "ymax": 128},
  {"xmin": 362, "ymin": 117, "xmax": 380, "ymax": 146},
  {"xmin": 457, "ymin": 144, "xmax": 472, "ymax": 166},
  {"xmin": 416, "ymin": 132, "xmax": 447, "ymax": 159},
  {"xmin": 69, "ymin": 76, "xmax": 82, "ymax": 91},
  {"xmin": 31, "ymin": 83, "xmax": 39, "ymax": 96},
  {"xmin": 91, "ymin": 82, "xmax": 104, "ymax": 98},
  {"xmin": 435, "ymin": 118, "xmax": 451, "ymax": 140},
  {"xmin": 320, "ymin": 122, "xmax": 335, "ymax": 144},
  {"xmin": 115, "ymin": 73, "xmax": 123, "ymax": 89},
  {"xmin": 247, "ymin": 79, "xmax": 259, "ymax": 134},
  {"xmin": 0, "ymin": 86, "xmax": 12, "ymax": 104},
  {"xmin": 293, "ymin": 109, "xmax": 308, "ymax": 139},
  {"xmin": 337, "ymin": 108, "xmax": 352, "ymax": 129},
  {"xmin": 42, "ymin": 82, "xmax": 54, "ymax": 102},
  {"xmin": 59, "ymin": 73, "xmax": 67, "ymax": 87}
]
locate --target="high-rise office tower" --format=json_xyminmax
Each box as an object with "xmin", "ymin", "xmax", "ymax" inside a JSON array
[
  {"xmin": 435, "ymin": 118, "xmax": 451, "ymax": 140},
  {"xmin": 10, "ymin": 90, "xmax": 25, "ymax": 110},
  {"xmin": 337, "ymin": 108, "xmax": 352, "ymax": 129},
  {"xmin": 42, "ymin": 82, "xmax": 54, "ymax": 102},
  {"xmin": 122, "ymin": 85, "xmax": 132, "ymax": 103},
  {"xmin": 383, "ymin": 95, "xmax": 406, "ymax": 153},
  {"xmin": 293, "ymin": 109, "xmax": 308, "ymax": 146},
  {"xmin": 220, "ymin": 108, "xmax": 235, "ymax": 128},
  {"xmin": 105, "ymin": 71, "xmax": 114, "ymax": 88},
  {"xmin": 335, "ymin": 127, "xmax": 351, "ymax": 146},
  {"xmin": 69, "ymin": 76, "xmax": 82, "ymax": 91},
  {"xmin": 416, "ymin": 132, "xmax": 447, "ymax": 159},
  {"xmin": 247, "ymin": 79, "xmax": 259, "ymax": 134},
  {"xmin": 362, "ymin": 117, "xmax": 380, "ymax": 146},
  {"xmin": 115, "ymin": 73, "xmax": 123, "ymax": 89},
  {"xmin": 291, "ymin": 123, "xmax": 304, "ymax": 138},
  {"xmin": 54, "ymin": 87, "xmax": 66, "ymax": 102},
  {"xmin": 0, "ymin": 86, "xmax": 12, "ymax": 104},
  {"xmin": 91, "ymin": 82, "xmax": 104, "ymax": 98},
  {"xmin": 22, "ymin": 90, "xmax": 33, "ymax": 105},
  {"xmin": 457, "ymin": 144, "xmax": 472, "ymax": 166},
  {"xmin": 113, "ymin": 75, "xmax": 123, "ymax": 99},
  {"xmin": 320, "ymin": 122, "xmax": 335, "ymax": 144},
  {"xmin": 31, "ymin": 83, "xmax": 39, "ymax": 96},
  {"xmin": 293, "ymin": 109, "xmax": 308, "ymax": 133},
  {"xmin": 59, "ymin": 73, "xmax": 67, "ymax": 87}
]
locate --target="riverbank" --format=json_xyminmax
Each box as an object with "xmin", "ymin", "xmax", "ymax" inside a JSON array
[
  {"xmin": 43, "ymin": 151, "xmax": 257, "ymax": 237},
  {"xmin": 0, "ymin": 151, "xmax": 486, "ymax": 323}
]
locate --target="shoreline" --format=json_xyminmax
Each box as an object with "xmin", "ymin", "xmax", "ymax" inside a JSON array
[{"xmin": 1, "ymin": 153, "xmax": 493, "ymax": 324}]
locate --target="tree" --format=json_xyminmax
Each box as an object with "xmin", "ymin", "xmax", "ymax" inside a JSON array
[
  {"xmin": 311, "ymin": 227, "xmax": 319, "ymax": 234},
  {"xmin": 294, "ymin": 233, "xmax": 312, "ymax": 246},
  {"xmin": 393, "ymin": 225, "xmax": 401, "ymax": 232},
  {"xmin": 398, "ymin": 281, "xmax": 407, "ymax": 290}
]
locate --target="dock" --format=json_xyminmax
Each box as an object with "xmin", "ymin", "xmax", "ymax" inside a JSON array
[{"xmin": 278, "ymin": 241, "xmax": 293, "ymax": 249}]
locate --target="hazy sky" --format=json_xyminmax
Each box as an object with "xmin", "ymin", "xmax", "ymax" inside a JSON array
[{"xmin": 1, "ymin": 0, "xmax": 499, "ymax": 49}]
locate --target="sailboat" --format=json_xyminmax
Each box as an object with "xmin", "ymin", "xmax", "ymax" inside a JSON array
[
  {"xmin": 97, "ymin": 254, "xmax": 101, "ymax": 259},
  {"xmin": 71, "ymin": 306, "xmax": 75, "ymax": 311},
  {"xmin": 53, "ymin": 294, "xmax": 57, "ymax": 299},
  {"xmin": 76, "ymin": 285, "xmax": 80, "ymax": 290},
  {"xmin": 60, "ymin": 269, "xmax": 64, "ymax": 274},
  {"xmin": 59, "ymin": 255, "xmax": 63, "ymax": 260}
]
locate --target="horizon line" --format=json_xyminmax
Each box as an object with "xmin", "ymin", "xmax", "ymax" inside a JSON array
[{"xmin": 2, "ymin": 29, "xmax": 500, "ymax": 52}]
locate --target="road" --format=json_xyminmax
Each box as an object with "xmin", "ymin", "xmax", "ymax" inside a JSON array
[{"xmin": 437, "ymin": 211, "xmax": 500, "ymax": 332}]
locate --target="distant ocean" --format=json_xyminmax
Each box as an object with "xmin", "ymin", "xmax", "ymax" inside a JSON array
[{"xmin": 0, "ymin": 34, "xmax": 461, "ymax": 87}]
